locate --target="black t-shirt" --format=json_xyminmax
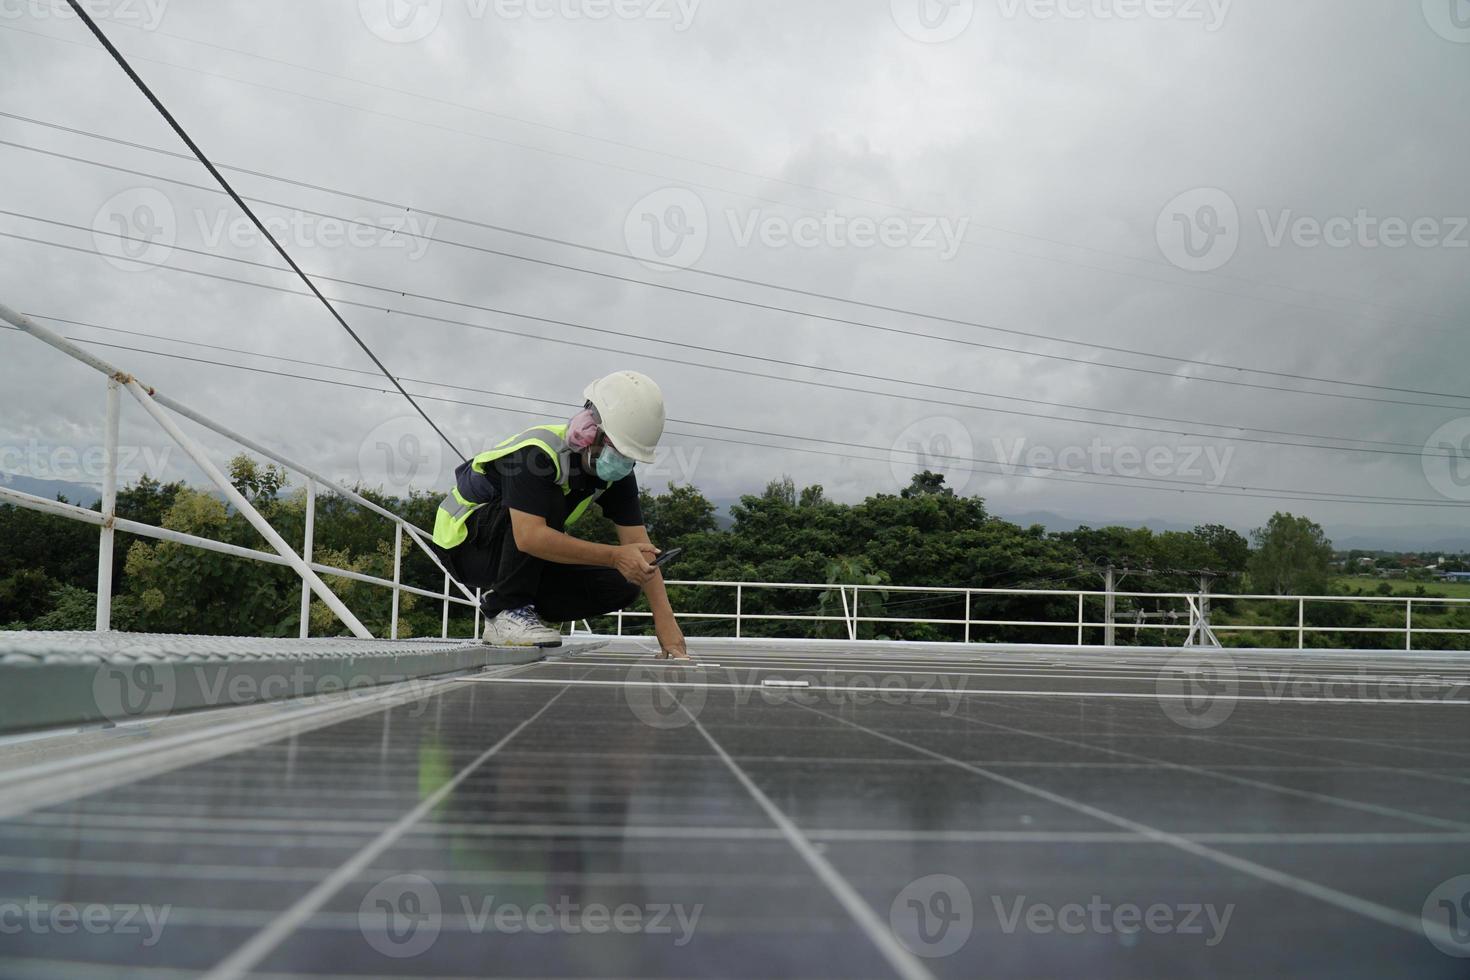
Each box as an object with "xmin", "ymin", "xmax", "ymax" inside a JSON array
[{"xmin": 484, "ymin": 446, "xmax": 643, "ymax": 529}]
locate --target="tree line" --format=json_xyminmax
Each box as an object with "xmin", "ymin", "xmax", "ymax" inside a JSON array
[{"xmin": 3, "ymin": 459, "xmax": 1465, "ymax": 649}]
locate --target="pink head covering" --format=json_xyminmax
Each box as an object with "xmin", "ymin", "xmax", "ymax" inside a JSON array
[{"xmin": 566, "ymin": 408, "xmax": 601, "ymax": 450}]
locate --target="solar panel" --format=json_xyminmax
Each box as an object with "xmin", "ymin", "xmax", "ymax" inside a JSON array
[{"xmin": 1, "ymin": 639, "xmax": 1468, "ymax": 977}]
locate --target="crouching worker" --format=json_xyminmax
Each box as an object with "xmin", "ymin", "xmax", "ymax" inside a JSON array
[{"xmin": 430, "ymin": 370, "xmax": 688, "ymax": 659}]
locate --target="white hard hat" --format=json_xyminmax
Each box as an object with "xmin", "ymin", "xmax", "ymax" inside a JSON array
[{"xmin": 584, "ymin": 371, "xmax": 665, "ymax": 464}]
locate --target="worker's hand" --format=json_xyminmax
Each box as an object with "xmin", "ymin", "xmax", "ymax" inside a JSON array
[
  {"xmin": 612, "ymin": 543, "xmax": 659, "ymax": 586},
  {"xmin": 655, "ymin": 619, "xmax": 688, "ymax": 660}
]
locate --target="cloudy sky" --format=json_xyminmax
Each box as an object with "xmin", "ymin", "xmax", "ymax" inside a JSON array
[{"xmin": 1, "ymin": 0, "xmax": 1468, "ymax": 536}]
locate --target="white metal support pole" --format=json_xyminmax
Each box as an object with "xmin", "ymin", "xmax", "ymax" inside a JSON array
[
  {"xmin": 616, "ymin": 608, "xmax": 624, "ymax": 636},
  {"xmin": 1297, "ymin": 598, "xmax": 1306, "ymax": 650},
  {"xmin": 122, "ymin": 380, "xmax": 374, "ymax": 639},
  {"xmin": 1076, "ymin": 592, "xmax": 1084, "ymax": 646},
  {"xmin": 442, "ymin": 572, "xmax": 451, "ymax": 639},
  {"xmin": 391, "ymin": 524, "xmax": 403, "ymax": 640},
  {"xmin": 94, "ymin": 377, "xmax": 120, "ymax": 632},
  {"xmin": 474, "ymin": 589, "xmax": 482, "ymax": 639},
  {"xmin": 735, "ymin": 584, "xmax": 743, "ymax": 639},
  {"xmin": 852, "ymin": 587, "xmax": 862, "ymax": 640},
  {"xmin": 299, "ymin": 480, "xmax": 315, "ymax": 639},
  {"xmin": 1104, "ymin": 566, "xmax": 1116, "ymax": 646},
  {"xmin": 1406, "ymin": 599, "xmax": 1414, "ymax": 651}
]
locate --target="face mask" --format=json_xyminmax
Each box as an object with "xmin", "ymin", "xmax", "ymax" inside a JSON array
[{"xmin": 595, "ymin": 445, "xmax": 636, "ymax": 483}]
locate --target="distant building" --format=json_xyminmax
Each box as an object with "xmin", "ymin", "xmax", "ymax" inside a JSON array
[{"xmin": 1440, "ymin": 571, "xmax": 1470, "ymax": 583}]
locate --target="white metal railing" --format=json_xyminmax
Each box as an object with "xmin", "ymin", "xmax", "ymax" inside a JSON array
[
  {"xmin": 608, "ymin": 580, "xmax": 1470, "ymax": 651},
  {"xmin": 0, "ymin": 302, "xmax": 481, "ymax": 641}
]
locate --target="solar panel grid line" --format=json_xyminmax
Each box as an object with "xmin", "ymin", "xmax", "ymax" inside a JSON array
[
  {"xmin": 198, "ymin": 678, "xmax": 582, "ymax": 980},
  {"xmin": 0, "ymin": 678, "xmax": 476, "ymax": 821},
  {"xmin": 660, "ymin": 679, "xmax": 937, "ymax": 980},
  {"xmin": 974, "ymin": 684, "xmax": 1470, "ymax": 789},
  {"xmin": 914, "ymin": 696, "xmax": 1470, "ymax": 832},
  {"xmin": 776, "ymin": 692, "xmax": 1458, "ymax": 946},
  {"xmin": 465, "ymin": 674, "xmax": 1470, "ymax": 708}
]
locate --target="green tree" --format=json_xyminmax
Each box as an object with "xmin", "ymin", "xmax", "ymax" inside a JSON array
[
  {"xmin": 1249, "ymin": 513, "xmax": 1334, "ymax": 595},
  {"xmin": 640, "ymin": 483, "xmax": 718, "ymax": 546},
  {"xmin": 901, "ymin": 471, "xmax": 955, "ymax": 498},
  {"xmin": 1193, "ymin": 524, "xmax": 1250, "ymax": 572}
]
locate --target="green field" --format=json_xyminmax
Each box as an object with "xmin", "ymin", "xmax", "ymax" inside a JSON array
[{"xmin": 1335, "ymin": 576, "xmax": 1470, "ymax": 599}]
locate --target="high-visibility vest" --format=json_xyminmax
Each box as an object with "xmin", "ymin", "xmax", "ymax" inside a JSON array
[{"xmin": 432, "ymin": 423, "xmax": 611, "ymax": 549}]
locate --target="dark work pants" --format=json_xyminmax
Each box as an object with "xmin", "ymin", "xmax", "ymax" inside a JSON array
[{"xmin": 432, "ymin": 504, "xmax": 640, "ymax": 622}]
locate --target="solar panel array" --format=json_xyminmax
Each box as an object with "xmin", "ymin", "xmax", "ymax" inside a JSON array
[{"xmin": 1, "ymin": 640, "xmax": 1468, "ymax": 978}]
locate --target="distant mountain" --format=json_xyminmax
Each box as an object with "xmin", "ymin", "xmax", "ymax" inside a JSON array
[
  {"xmin": 0, "ymin": 473, "xmax": 100, "ymax": 509},
  {"xmin": 993, "ymin": 509, "xmax": 1208, "ymax": 536}
]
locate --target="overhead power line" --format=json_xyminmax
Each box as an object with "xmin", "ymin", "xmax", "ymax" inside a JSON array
[
  {"xmin": 3, "ymin": 114, "xmax": 1466, "ymax": 407},
  {"xmin": 57, "ymin": 0, "xmax": 465, "ymax": 462},
  {"xmin": 6, "ymin": 317, "xmax": 1466, "ymax": 510},
  {"xmin": 10, "ymin": 224, "xmax": 1470, "ymax": 469},
  {"xmin": 5, "ymin": 19, "xmax": 1456, "ymax": 330}
]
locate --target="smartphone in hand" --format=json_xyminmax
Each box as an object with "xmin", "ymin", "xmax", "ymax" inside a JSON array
[{"xmin": 652, "ymin": 547, "xmax": 684, "ymax": 569}]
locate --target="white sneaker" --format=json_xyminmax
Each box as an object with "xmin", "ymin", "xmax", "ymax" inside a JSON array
[{"xmin": 484, "ymin": 606, "xmax": 562, "ymax": 648}]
